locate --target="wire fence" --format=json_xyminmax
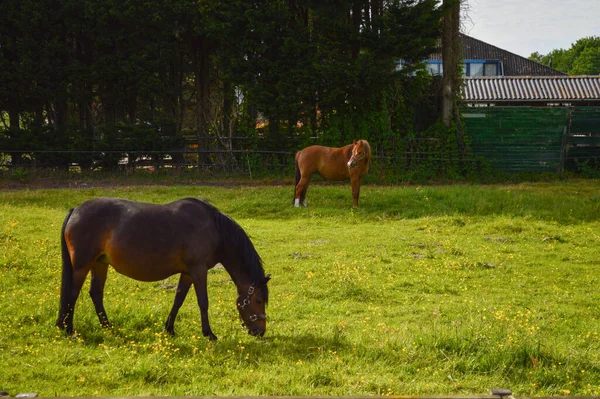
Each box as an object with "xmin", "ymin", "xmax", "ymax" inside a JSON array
[
  {"xmin": 3, "ymin": 105, "xmax": 600, "ymax": 180},
  {"xmin": 2, "ymin": 147, "xmax": 599, "ymax": 180}
]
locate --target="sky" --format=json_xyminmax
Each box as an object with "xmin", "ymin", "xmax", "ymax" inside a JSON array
[{"xmin": 462, "ymin": 0, "xmax": 600, "ymax": 58}]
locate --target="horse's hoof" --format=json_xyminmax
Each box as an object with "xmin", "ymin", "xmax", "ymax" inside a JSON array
[
  {"xmin": 58, "ymin": 325, "xmax": 74, "ymax": 336},
  {"xmin": 205, "ymin": 332, "xmax": 218, "ymax": 341}
]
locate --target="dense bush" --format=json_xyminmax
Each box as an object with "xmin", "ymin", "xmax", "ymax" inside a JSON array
[{"xmin": 1, "ymin": 0, "xmax": 474, "ymax": 181}]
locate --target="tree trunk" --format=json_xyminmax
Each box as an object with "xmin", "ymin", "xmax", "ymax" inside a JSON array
[
  {"xmin": 192, "ymin": 35, "xmax": 212, "ymax": 165},
  {"xmin": 8, "ymin": 109, "xmax": 23, "ymax": 167},
  {"xmin": 222, "ymin": 78, "xmax": 234, "ymax": 145},
  {"xmin": 78, "ymin": 85, "xmax": 95, "ymax": 170},
  {"xmin": 54, "ymin": 97, "xmax": 68, "ymax": 129},
  {"xmin": 441, "ymin": 0, "xmax": 461, "ymax": 127},
  {"xmin": 350, "ymin": 3, "xmax": 361, "ymax": 60}
]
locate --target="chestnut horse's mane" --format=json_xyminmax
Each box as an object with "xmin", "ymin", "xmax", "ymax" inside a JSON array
[{"xmin": 358, "ymin": 140, "xmax": 372, "ymax": 165}]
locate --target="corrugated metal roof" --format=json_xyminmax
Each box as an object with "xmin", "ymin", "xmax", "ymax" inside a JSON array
[
  {"xmin": 463, "ymin": 76, "xmax": 600, "ymax": 102},
  {"xmin": 430, "ymin": 34, "xmax": 565, "ymax": 76}
]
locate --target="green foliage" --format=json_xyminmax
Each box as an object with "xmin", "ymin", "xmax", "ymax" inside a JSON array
[
  {"xmin": 573, "ymin": 158, "xmax": 600, "ymax": 178},
  {"xmin": 1, "ymin": 182, "xmax": 600, "ymax": 396},
  {"xmin": 9, "ymin": 168, "xmax": 30, "ymax": 182},
  {"xmin": 0, "ymin": 120, "xmax": 185, "ymax": 171},
  {"xmin": 529, "ymin": 36, "xmax": 600, "ymax": 75},
  {"xmin": 0, "ymin": 0, "xmax": 448, "ymax": 174},
  {"xmin": 571, "ymin": 45, "xmax": 600, "ymax": 75}
]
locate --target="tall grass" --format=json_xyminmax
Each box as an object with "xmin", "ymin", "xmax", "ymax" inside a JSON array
[{"xmin": 0, "ymin": 180, "xmax": 599, "ymax": 396}]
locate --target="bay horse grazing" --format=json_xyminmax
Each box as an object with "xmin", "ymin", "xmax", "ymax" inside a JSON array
[
  {"xmin": 56, "ymin": 197, "xmax": 271, "ymax": 340},
  {"xmin": 294, "ymin": 140, "xmax": 371, "ymax": 208}
]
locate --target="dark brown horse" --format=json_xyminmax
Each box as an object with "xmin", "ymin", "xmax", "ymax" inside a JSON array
[
  {"xmin": 294, "ymin": 140, "xmax": 371, "ymax": 208},
  {"xmin": 56, "ymin": 197, "xmax": 270, "ymax": 340}
]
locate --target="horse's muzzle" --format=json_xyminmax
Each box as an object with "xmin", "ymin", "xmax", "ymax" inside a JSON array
[
  {"xmin": 246, "ymin": 313, "xmax": 266, "ymax": 337},
  {"xmin": 249, "ymin": 327, "xmax": 265, "ymax": 337}
]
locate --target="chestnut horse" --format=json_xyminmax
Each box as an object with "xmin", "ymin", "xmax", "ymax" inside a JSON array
[
  {"xmin": 294, "ymin": 140, "xmax": 371, "ymax": 208},
  {"xmin": 56, "ymin": 197, "xmax": 270, "ymax": 340}
]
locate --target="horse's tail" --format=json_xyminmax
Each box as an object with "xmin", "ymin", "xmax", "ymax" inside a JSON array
[
  {"xmin": 293, "ymin": 151, "xmax": 301, "ymax": 204},
  {"xmin": 56, "ymin": 208, "xmax": 74, "ymax": 329}
]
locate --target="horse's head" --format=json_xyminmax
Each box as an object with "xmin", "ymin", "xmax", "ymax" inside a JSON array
[
  {"xmin": 236, "ymin": 274, "xmax": 271, "ymax": 337},
  {"xmin": 348, "ymin": 140, "xmax": 368, "ymax": 168}
]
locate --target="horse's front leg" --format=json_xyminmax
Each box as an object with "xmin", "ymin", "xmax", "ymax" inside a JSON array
[
  {"xmin": 350, "ymin": 176, "xmax": 362, "ymax": 208},
  {"xmin": 190, "ymin": 266, "xmax": 218, "ymax": 340},
  {"xmin": 164, "ymin": 273, "xmax": 193, "ymax": 335},
  {"xmin": 89, "ymin": 263, "xmax": 110, "ymax": 328}
]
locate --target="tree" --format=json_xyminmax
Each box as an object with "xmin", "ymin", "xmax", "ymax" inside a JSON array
[
  {"xmin": 441, "ymin": 0, "xmax": 461, "ymax": 127},
  {"xmin": 571, "ymin": 46, "xmax": 600, "ymax": 75},
  {"xmin": 233, "ymin": 0, "xmax": 442, "ymax": 143},
  {"xmin": 0, "ymin": 0, "xmax": 446, "ymax": 171},
  {"xmin": 529, "ymin": 36, "xmax": 600, "ymax": 75}
]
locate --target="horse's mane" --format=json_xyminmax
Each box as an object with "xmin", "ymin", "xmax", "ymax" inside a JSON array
[
  {"xmin": 359, "ymin": 140, "xmax": 372, "ymax": 165},
  {"xmin": 186, "ymin": 198, "xmax": 267, "ymax": 298}
]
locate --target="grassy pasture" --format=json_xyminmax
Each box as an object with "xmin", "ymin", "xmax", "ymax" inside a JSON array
[{"xmin": 0, "ymin": 180, "xmax": 599, "ymax": 397}]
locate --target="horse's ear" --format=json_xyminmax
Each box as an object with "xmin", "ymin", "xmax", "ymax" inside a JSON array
[
  {"xmin": 353, "ymin": 140, "xmax": 357, "ymax": 145},
  {"xmin": 263, "ymin": 274, "xmax": 271, "ymax": 284}
]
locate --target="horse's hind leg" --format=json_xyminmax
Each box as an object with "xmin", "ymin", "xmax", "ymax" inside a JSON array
[
  {"xmin": 300, "ymin": 184, "xmax": 309, "ymax": 207},
  {"xmin": 89, "ymin": 262, "xmax": 110, "ymax": 328},
  {"xmin": 165, "ymin": 273, "xmax": 192, "ymax": 335},
  {"xmin": 61, "ymin": 266, "xmax": 91, "ymax": 335},
  {"xmin": 295, "ymin": 175, "xmax": 312, "ymax": 207}
]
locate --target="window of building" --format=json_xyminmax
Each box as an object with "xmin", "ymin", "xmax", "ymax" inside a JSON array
[
  {"xmin": 485, "ymin": 63, "xmax": 498, "ymax": 76},
  {"xmin": 426, "ymin": 62, "xmax": 442, "ymax": 76},
  {"xmin": 463, "ymin": 60, "xmax": 502, "ymax": 77},
  {"xmin": 420, "ymin": 59, "xmax": 502, "ymax": 77},
  {"xmin": 469, "ymin": 63, "xmax": 484, "ymax": 76}
]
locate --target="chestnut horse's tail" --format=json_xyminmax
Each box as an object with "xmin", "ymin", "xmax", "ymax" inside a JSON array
[
  {"xmin": 293, "ymin": 151, "xmax": 301, "ymax": 204},
  {"xmin": 56, "ymin": 208, "xmax": 74, "ymax": 329}
]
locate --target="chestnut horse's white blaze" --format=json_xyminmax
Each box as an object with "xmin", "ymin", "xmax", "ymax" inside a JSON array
[{"xmin": 294, "ymin": 140, "xmax": 371, "ymax": 208}]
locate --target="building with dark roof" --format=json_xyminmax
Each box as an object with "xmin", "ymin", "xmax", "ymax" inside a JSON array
[
  {"xmin": 425, "ymin": 34, "xmax": 566, "ymax": 77},
  {"xmin": 422, "ymin": 35, "xmax": 600, "ymax": 106},
  {"xmin": 445, "ymin": 36, "xmax": 600, "ymax": 174},
  {"xmin": 463, "ymin": 76, "xmax": 600, "ymax": 106}
]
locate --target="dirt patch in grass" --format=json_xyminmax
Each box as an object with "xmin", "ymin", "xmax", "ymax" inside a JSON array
[{"xmin": 0, "ymin": 177, "xmax": 292, "ymax": 191}]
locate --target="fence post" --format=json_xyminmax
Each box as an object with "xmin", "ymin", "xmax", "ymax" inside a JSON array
[
  {"xmin": 559, "ymin": 107, "xmax": 571, "ymax": 179},
  {"xmin": 559, "ymin": 126, "xmax": 568, "ymax": 179},
  {"xmin": 245, "ymin": 149, "xmax": 252, "ymax": 179}
]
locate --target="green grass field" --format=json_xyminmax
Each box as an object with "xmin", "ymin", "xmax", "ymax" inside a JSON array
[{"xmin": 1, "ymin": 180, "xmax": 599, "ymax": 397}]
